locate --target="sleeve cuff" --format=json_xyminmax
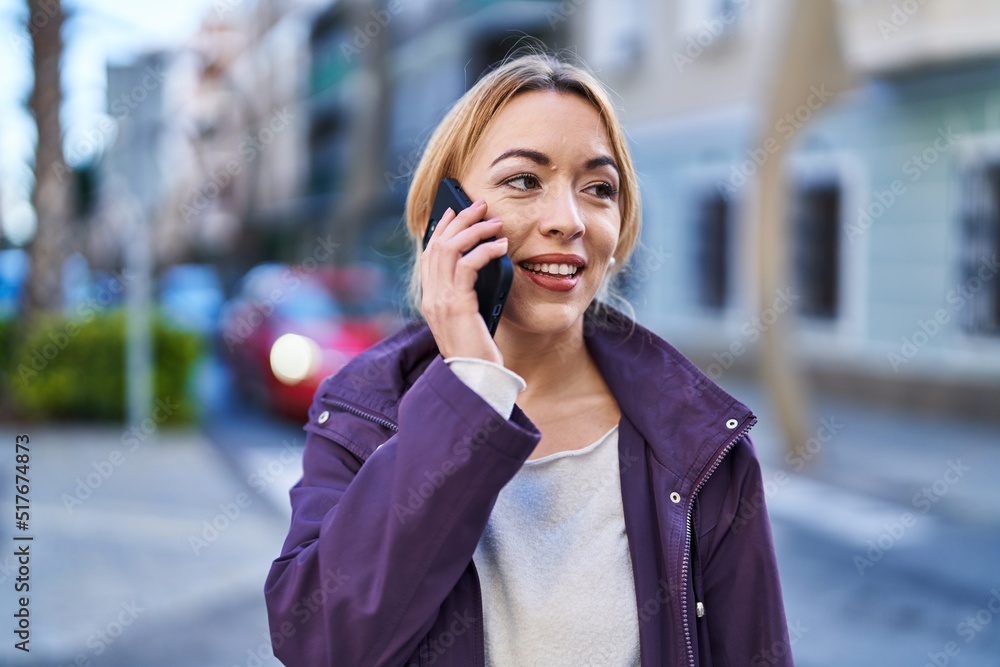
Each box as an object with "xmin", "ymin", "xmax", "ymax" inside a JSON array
[{"xmin": 443, "ymin": 357, "xmax": 526, "ymax": 420}]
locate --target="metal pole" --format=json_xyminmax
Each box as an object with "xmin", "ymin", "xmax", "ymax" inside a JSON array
[{"xmin": 124, "ymin": 193, "xmax": 152, "ymax": 429}]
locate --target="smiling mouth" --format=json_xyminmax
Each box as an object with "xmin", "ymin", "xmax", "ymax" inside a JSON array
[{"xmin": 518, "ymin": 261, "xmax": 581, "ymax": 278}]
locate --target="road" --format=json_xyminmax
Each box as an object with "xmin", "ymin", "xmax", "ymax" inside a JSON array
[{"xmin": 738, "ymin": 382, "xmax": 1000, "ymax": 667}]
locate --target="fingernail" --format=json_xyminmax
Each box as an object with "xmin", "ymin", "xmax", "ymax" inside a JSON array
[{"xmin": 474, "ymin": 199, "xmax": 487, "ymax": 207}]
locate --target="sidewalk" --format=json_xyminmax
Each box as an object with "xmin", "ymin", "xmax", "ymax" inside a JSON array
[
  {"xmin": 730, "ymin": 379, "xmax": 1000, "ymax": 527},
  {"xmin": 0, "ymin": 424, "xmax": 289, "ymax": 667},
  {"xmin": 719, "ymin": 379, "xmax": 1000, "ymax": 667}
]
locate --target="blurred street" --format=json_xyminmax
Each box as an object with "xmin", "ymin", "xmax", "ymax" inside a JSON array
[
  {"xmin": 0, "ymin": 350, "xmax": 308, "ymax": 667},
  {"xmin": 731, "ymin": 380, "xmax": 1000, "ymax": 667},
  {"xmin": 2, "ymin": 359, "xmax": 998, "ymax": 667},
  {"xmin": 0, "ymin": 420, "xmax": 288, "ymax": 667}
]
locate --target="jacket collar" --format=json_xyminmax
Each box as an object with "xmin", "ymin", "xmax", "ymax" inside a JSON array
[
  {"xmin": 583, "ymin": 307, "xmax": 756, "ymax": 492},
  {"xmin": 317, "ymin": 306, "xmax": 755, "ymax": 488}
]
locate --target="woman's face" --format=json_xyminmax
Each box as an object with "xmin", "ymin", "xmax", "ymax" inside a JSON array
[{"xmin": 460, "ymin": 90, "xmax": 622, "ymax": 336}]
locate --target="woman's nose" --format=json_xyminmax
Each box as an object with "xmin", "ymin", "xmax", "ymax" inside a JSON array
[{"xmin": 538, "ymin": 188, "xmax": 585, "ymax": 240}]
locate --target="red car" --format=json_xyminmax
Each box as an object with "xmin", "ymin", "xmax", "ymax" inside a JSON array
[{"xmin": 219, "ymin": 263, "xmax": 396, "ymax": 420}]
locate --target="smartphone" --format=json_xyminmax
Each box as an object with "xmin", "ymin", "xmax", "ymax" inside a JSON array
[{"xmin": 422, "ymin": 178, "xmax": 513, "ymax": 337}]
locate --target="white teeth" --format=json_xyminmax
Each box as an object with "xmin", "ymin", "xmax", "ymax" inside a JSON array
[{"xmin": 521, "ymin": 262, "xmax": 579, "ymax": 277}]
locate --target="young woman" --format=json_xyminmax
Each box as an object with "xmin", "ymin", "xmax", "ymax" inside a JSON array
[{"xmin": 265, "ymin": 52, "xmax": 792, "ymax": 667}]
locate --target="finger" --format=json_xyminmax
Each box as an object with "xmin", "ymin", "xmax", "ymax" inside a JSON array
[
  {"xmin": 453, "ymin": 237, "xmax": 509, "ymax": 292},
  {"xmin": 436, "ymin": 199, "xmax": 488, "ymax": 245},
  {"xmin": 424, "ymin": 206, "xmax": 456, "ymax": 250},
  {"xmin": 446, "ymin": 218, "xmax": 503, "ymax": 255},
  {"xmin": 422, "ymin": 240, "xmax": 455, "ymax": 315},
  {"xmin": 425, "ymin": 210, "xmax": 495, "ymax": 303},
  {"xmin": 422, "ymin": 208, "xmax": 465, "ymax": 312}
]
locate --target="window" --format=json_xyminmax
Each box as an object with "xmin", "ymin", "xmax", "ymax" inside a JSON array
[
  {"xmin": 587, "ymin": 0, "xmax": 644, "ymax": 72},
  {"xmin": 958, "ymin": 164, "xmax": 1000, "ymax": 336},
  {"xmin": 693, "ymin": 191, "xmax": 730, "ymax": 310},
  {"xmin": 468, "ymin": 24, "xmax": 559, "ymax": 86},
  {"xmin": 678, "ymin": 0, "xmax": 744, "ymax": 36},
  {"xmin": 468, "ymin": 33, "xmax": 520, "ymax": 86},
  {"xmin": 791, "ymin": 183, "xmax": 841, "ymax": 319}
]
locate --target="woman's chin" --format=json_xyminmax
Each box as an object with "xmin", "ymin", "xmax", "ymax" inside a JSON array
[{"xmin": 499, "ymin": 300, "xmax": 586, "ymax": 336}]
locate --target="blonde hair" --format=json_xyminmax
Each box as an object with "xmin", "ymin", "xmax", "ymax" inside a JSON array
[{"xmin": 403, "ymin": 49, "xmax": 641, "ymax": 328}]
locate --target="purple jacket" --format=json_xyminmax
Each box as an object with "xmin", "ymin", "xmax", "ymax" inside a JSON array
[{"xmin": 265, "ymin": 308, "xmax": 793, "ymax": 666}]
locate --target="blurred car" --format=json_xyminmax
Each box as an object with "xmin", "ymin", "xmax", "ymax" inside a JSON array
[
  {"xmin": 158, "ymin": 264, "xmax": 225, "ymax": 335},
  {"xmin": 218, "ymin": 263, "xmax": 390, "ymax": 420},
  {"xmin": 314, "ymin": 261, "xmax": 404, "ymax": 335}
]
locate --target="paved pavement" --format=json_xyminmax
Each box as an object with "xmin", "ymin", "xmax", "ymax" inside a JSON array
[
  {"xmin": 1, "ymin": 376, "xmax": 998, "ymax": 666},
  {"xmin": 720, "ymin": 379, "xmax": 1000, "ymax": 667},
  {"xmin": 0, "ymin": 423, "xmax": 292, "ymax": 667}
]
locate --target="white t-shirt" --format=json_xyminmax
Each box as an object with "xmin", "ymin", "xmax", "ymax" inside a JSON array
[{"xmin": 444, "ymin": 357, "xmax": 641, "ymax": 667}]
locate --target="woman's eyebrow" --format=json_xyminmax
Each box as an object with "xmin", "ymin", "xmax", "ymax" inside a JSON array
[
  {"xmin": 586, "ymin": 155, "xmax": 621, "ymax": 178},
  {"xmin": 490, "ymin": 149, "xmax": 621, "ymax": 178},
  {"xmin": 490, "ymin": 148, "xmax": 550, "ymax": 168}
]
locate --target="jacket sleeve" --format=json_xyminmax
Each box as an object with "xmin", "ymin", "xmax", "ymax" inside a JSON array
[
  {"xmin": 693, "ymin": 433, "xmax": 795, "ymax": 667},
  {"xmin": 264, "ymin": 355, "xmax": 541, "ymax": 667}
]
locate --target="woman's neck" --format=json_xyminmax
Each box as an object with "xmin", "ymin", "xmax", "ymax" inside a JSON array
[{"xmin": 494, "ymin": 318, "xmax": 595, "ymax": 400}]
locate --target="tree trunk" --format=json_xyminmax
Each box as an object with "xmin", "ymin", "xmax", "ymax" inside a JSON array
[
  {"xmin": 23, "ymin": 0, "xmax": 72, "ymax": 321},
  {"xmin": 754, "ymin": 0, "xmax": 853, "ymax": 460}
]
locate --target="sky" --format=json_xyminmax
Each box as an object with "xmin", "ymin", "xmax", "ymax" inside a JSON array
[{"xmin": 0, "ymin": 0, "xmax": 216, "ymax": 245}]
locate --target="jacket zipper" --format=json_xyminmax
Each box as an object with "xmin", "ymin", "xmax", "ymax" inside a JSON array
[
  {"xmin": 680, "ymin": 416, "xmax": 757, "ymax": 667},
  {"xmin": 471, "ymin": 563, "xmax": 486, "ymax": 667},
  {"xmin": 326, "ymin": 399, "xmax": 399, "ymax": 433}
]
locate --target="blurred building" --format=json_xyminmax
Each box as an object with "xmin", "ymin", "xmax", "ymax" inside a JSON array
[
  {"xmin": 570, "ymin": 0, "xmax": 1000, "ymax": 418},
  {"xmin": 157, "ymin": 0, "xmax": 326, "ymax": 281},
  {"xmin": 88, "ymin": 1, "xmax": 322, "ymax": 279},
  {"xmin": 149, "ymin": 0, "xmax": 570, "ymax": 285}
]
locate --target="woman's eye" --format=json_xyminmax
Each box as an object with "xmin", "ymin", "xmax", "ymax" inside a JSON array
[
  {"xmin": 505, "ymin": 174, "xmax": 540, "ymax": 190},
  {"xmin": 588, "ymin": 182, "xmax": 618, "ymax": 200}
]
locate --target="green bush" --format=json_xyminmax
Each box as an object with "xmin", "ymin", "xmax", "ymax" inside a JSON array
[
  {"xmin": 0, "ymin": 318, "xmax": 14, "ymax": 416},
  {"xmin": 0, "ymin": 318, "xmax": 13, "ymax": 377},
  {"xmin": 7, "ymin": 310, "xmax": 201, "ymax": 423}
]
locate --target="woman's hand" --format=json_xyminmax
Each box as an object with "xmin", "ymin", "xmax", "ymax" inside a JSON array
[{"xmin": 420, "ymin": 199, "xmax": 508, "ymax": 365}]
